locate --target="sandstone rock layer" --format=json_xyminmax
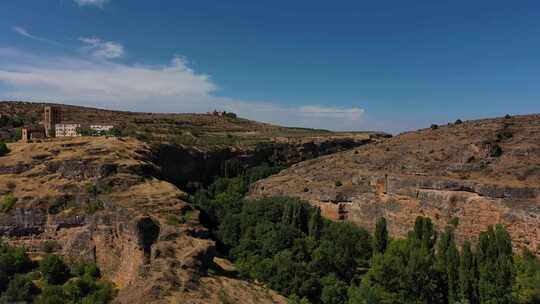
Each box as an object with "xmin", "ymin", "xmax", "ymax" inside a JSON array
[{"xmin": 251, "ymin": 115, "xmax": 540, "ymax": 255}]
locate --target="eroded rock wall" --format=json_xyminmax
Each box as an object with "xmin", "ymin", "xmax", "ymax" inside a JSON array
[{"xmin": 251, "ymin": 115, "xmax": 540, "ymax": 255}]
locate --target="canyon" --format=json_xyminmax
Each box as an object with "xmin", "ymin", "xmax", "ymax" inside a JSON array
[
  {"xmin": 0, "ymin": 101, "xmax": 385, "ymax": 303},
  {"xmin": 2, "ymin": 102, "xmax": 540, "ymax": 303}
]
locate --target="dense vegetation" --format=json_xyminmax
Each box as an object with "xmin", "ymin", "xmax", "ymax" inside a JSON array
[
  {"xmin": 0, "ymin": 240, "xmax": 116, "ymax": 303},
  {"xmin": 191, "ymin": 166, "xmax": 540, "ymax": 304}
]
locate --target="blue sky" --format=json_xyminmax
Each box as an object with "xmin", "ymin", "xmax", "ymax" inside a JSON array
[{"xmin": 1, "ymin": 0, "xmax": 539, "ymax": 133}]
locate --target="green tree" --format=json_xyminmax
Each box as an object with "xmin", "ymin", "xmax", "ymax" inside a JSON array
[
  {"xmin": 513, "ymin": 248, "xmax": 540, "ymax": 303},
  {"xmin": 39, "ymin": 254, "xmax": 71, "ymax": 285},
  {"xmin": 414, "ymin": 216, "xmax": 437, "ymax": 251},
  {"xmin": 477, "ymin": 225, "xmax": 515, "ymax": 304},
  {"xmin": 362, "ymin": 236, "xmax": 443, "ymax": 304},
  {"xmin": 446, "ymin": 241, "xmax": 460, "ymax": 304},
  {"xmin": 308, "ymin": 208, "xmax": 323, "ymax": 240},
  {"xmin": 1, "ymin": 274, "xmax": 38, "ymax": 302},
  {"xmin": 312, "ymin": 222, "xmax": 372, "ymax": 281},
  {"xmin": 320, "ymin": 273, "xmax": 348, "ymax": 304},
  {"xmin": 347, "ymin": 283, "xmax": 381, "ymax": 304},
  {"xmin": 459, "ymin": 241, "xmax": 478, "ymax": 304},
  {"xmin": 34, "ymin": 285, "xmax": 65, "ymax": 304},
  {"xmin": 373, "ymin": 217, "xmax": 389, "ymax": 255}
]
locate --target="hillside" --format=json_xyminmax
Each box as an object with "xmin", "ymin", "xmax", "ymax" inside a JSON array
[
  {"xmin": 251, "ymin": 114, "xmax": 540, "ymax": 255},
  {"xmin": 0, "ymin": 137, "xmax": 286, "ymax": 303},
  {"xmin": 0, "ymin": 101, "xmax": 387, "ymax": 150}
]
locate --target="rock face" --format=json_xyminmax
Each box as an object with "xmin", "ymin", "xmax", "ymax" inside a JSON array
[
  {"xmin": 251, "ymin": 115, "xmax": 540, "ymax": 255},
  {"xmin": 0, "ymin": 137, "xmax": 285, "ymax": 304},
  {"xmin": 153, "ymin": 133, "xmax": 388, "ymax": 189}
]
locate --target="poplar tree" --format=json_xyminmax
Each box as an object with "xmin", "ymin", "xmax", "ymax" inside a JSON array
[
  {"xmin": 446, "ymin": 241, "xmax": 460, "ymax": 304},
  {"xmin": 308, "ymin": 207, "xmax": 323, "ymax": 240},
  {"xmin": 373, "ymin": 217, "xmax": 389, "ymax": 254},
  {"xmin": 459, "ymin": 241, "xmax": 478, "ymax": 304}
]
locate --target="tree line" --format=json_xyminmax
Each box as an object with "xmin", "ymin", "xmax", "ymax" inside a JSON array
[{"xmin": 0, "ymin": 240, "xmax": 115, "ymax": 303}]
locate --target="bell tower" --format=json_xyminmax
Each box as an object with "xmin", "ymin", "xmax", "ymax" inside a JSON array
[{"xmin": 44, "ymin": 106, "xmax": 61, "ymax": 137}]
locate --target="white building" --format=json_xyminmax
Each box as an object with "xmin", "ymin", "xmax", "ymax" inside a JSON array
[
  {"xmin": 55, "ymin": 123, "xmax": 81, "ymax": 137},
  {"xmin": 90, "ymin": 124, "xmax": 114, "ymax": 133}
]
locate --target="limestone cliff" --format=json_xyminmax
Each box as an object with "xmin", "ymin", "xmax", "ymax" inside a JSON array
[
  {"xmin": 251, "ymin": 115, "xmax": 540, "ymax": 255},
  {"xmin": 0, "ymin": 137, "xmax": 285, "ymax": 304}
]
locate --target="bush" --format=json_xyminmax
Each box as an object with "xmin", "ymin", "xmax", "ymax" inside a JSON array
[
  {"xmin": 0, "ymin": 141, "xmax": 9, "ymax": 156},
  {"xmin": 455, "ymin": 119, "xmax": 463, "ymax": 125},
  {"xmin": 335, "ymin": 181, "xmax": 343, "ymax": 187},
  {"xmin": 2, "ymin": 274, "xmax": 39, "ymax": 302},
  {"xmin": 430, "ymin": 124, "xmax": 439, "ymax": 130},
  {"xmin": 1, "ymin": 193, "xmax": 17, "ymax": 213},
  {"xmin": 39, "ymin": 255, "xmax": 71, "ymax": 285},
  {"xmin": 490, "ymin": 144, "xmax": 503, "ymax": 157},
  {"xmin": 165, "ymin": 215, "xmax": 185, "ymax": 226},
  {"xmin": 42, "ymin": 241, "xmax": 58, "ymax": 254},
  {"xmin": 86, "ymin": 200, "xmax": 104, "ymax": 215},
  {"xmin": 505, "ymin": 114, "xmax": 512, "ymax": 119},
  {"xmin": 35, "ymin": 285, "xmax": 65, "ymax": 304},
  {"xmin": 13, "ymin": 128, "xmax": 22, "ymax": 141}
]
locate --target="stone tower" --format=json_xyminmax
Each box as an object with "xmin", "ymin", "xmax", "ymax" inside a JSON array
[{"xmin": 44, "ymin": 106, "xmax": 61, "ymax": 137}]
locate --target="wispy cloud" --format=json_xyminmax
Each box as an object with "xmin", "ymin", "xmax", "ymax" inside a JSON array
[
  {"xmin": 12, "ymin": 27, "xmax": 61, "ymax": 46},
  {"xmin": 0, "ymin": 48, "xmax": 366, "ymax": 130},
  {"xmin": 79, "ymin": 37, "xmax": 124, "ymax": 59},
  {"xmin": 74, "ymin": 0, "xmax": 109, "ymax": 7}
]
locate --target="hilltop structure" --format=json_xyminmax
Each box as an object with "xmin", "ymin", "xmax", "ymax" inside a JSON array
[
  {"xmin": 44, "ymin": 106, "xmax": 61, "ymax": 137},
  {"xmin": 20, "ymin": 106, "xmax": 114, "ymax": 141}
]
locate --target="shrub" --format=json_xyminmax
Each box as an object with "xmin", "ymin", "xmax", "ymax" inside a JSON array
[
  {"xmin": 455, "ymin": 119, "xmax": 463, "ymax": 125},
  {"xmin": 430, "ymin": 124, "xmax": 439, "ymax": 130},
  {"xmin": 86, "ymin": 200, "xmax": 104, "ymax": 215},
  {"xmin": 13, "ymin": 128, "xmax": 22, "ymax": 141},
  {"xmin": 0, "ymin": 141, "xmax": 9, "ymax": 156},
  {"xmin": 35, "ymin": 285, "xmax": 65, "ymax": 304},
  {"xmin": 84, "ymin": 183, "xmax": 99, "ymax": 195},
  {"xmin": 39, "ymin": 255, "xmax": 70, "ymax": 285},
  {"xmin": 490, "ymin": 144, "xmax": 503, "ymax": 157},
  {"xmin": 165, "ymin": 211, "xmax": 193, "ymax": 226},
  {"xmin": 335, "ymin": 181, "xmax": 343, "ymax": 187},
  {"xmin": 505, "ymin": 114, "xmax": 512, "ymax": 119},
  {"xmin": 2, "ymin": 274, "xmax": 38, "ymax": 302},
  {"xmin": 1, "ymin": 193, "xmax": 18, "ymax": 213},
  {"xmin": 42, "ymin": 240, "xmax": 58, "ymax": 254},
  {"xmin": 165, "ymin": 215, "xmax": 185, "ymax": 226}
]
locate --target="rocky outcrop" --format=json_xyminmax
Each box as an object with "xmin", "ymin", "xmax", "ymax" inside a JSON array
[
  {"xmin": 0, "ymin": 137, "xmax": 286, "ymax": 304},
  {"xmin": 153, "ymin": 133, "xmax": 388, "ymax": 189},
  {"xmin": 251, "ymin": 114, "xmax": 540, "ymax": 255}
]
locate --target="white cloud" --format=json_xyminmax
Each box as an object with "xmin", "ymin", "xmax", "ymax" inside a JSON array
[
  {"xmin": 13, "ymin": 27, "xmax": 34, "ymax": 39},
  {"xmin": 80, "ymin": 37, "xmax": 124, "ymax": 59},
  {"xmin": 12, "ymin": 26, "xmax": 61, "ymax": 46},
  {"xmin": 0, "ymin": 48, "xmax": 366, "ymax": 130},
  {"xmin": 74, "ymin": 0, "xmax": 109, "ymax": 7}
]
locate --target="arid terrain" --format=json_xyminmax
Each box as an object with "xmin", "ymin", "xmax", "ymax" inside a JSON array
[
  {"xmin": 251, "ymin": 114, "xmax": 540, "ymax": 255},
  {"xmin": 0, "ymin": 101, "xmax": 387, "ymax": 151},
  {"xmin": 1, "ymin": 102, "xmax": 540, "ymax": 303},
  {"xmin": 0, "ymin": 136, "xmax": 286, "ymax": 304}
]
